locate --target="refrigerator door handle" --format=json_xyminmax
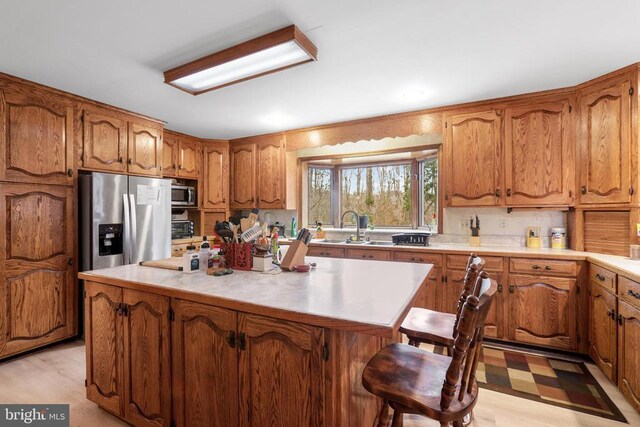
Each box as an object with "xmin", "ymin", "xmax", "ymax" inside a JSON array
[
  {"xmin": 122, "ymin": 193, "xmax": 131, "ymax": 265},
  {"xmin": 129, "ymin": 193, "xmax": 138, "ymax": 263}
]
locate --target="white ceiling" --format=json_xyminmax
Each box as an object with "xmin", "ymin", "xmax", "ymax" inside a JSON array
[{"xmin": 2, "ymin": 0, "xmax": 640, "ymax": 139}]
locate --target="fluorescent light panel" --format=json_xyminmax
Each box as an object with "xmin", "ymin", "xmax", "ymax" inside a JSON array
[{"xmin": 164, "ymin": 25, "xmax": 317, "ymax": 95}]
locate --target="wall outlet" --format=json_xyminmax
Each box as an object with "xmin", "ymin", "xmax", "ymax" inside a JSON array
[
  {"xmin": 459, "ymin": 219, "xmax": 468, "ymax": 231},
  {"xmin": 499, "ymin": 219, "xmax": 508, "ymax": 230}
]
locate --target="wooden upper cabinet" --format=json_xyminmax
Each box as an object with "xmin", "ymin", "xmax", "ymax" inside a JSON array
[
  {"xmin": 122, "ymin": 289, "xmax": 171, "ymax": 427},
  {"xmin": 178, "ymin": 139, "xmax": 199, "ymax": 179},
  {"xmin": 0, "ymin": 87, "xmax": 75, "ymax": 184},
  {"xmin": 162, "ymin": 133, "xmax": 179, "ymax": 177},
  {"xmin": 256, "ymin": 138, "xmax": 285, "ymax": 209},
  {"xmin": 445, "ymin": 110, "xmax": 502, "ymax": 206},
  {"xmin": 230, "ymin": 144, "xmax": 256, "ymax": 209},
  {"xmin": 238, "ymin": 313, "xmax": 324, "ymax": 426},
  {"xmin": 0, "ymin": 183, "xmax": 75, "ymax": 358},
  {"xmin": 578, "ymin": 77, "xmax": 632, "ymax": 204},
  {"xmin": 172, "ymin": 300, "xmax": 238, "ymax": 427},
  {"xmin": 82, "ymin": 109, "xmax": 127, "ymax": 173},
  {"xmin": 203, "ymin": 142, "xmax": 229, "ymax": 209},
  {"xmin": 508, "ymin": 274, "xmax": 578, "ymax": 350},
  {"xmin": 589, "ymin": 283, "xmax": 617, "ymax": 382},
  {"xmin": 128, "ymin": 122, "xmax": 162, "ymax": 177},
  {"xmin": 504, "ymin": 99, "xmax": 573, "ymax": 206},
  {"xmin": 618, "ymin": 300, "xmax": 640, "ymax": 413},
  {"xmin": 85, "ymin": 282, "xmax": 124, "ymax": 417}
]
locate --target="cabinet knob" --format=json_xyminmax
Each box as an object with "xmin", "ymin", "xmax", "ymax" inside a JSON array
[
  {"xmin": 545, "ymin": 265, "xmax": 552, "ymax": 271},
  {"xmin": 128, "ymin": 159, "xmax": 132, "ymax": 165},
  {"xmin": 173, "ymin": 164, "xmax": 176, "ymax": 169},
  {"xmin": 497, "ymin": 284, "xmax": 503, "ymax": 293},
  {"xmin": 506, "ymin": 189, "xmax": 512, "ymax": 197},
  {"xmin": 595, "ymin": 273, "xmax": 605, "ymax": 281},
  {"xmin": 368, "ymin": 255, "xmax": 374, "ymax": 259},
  {"xmin": 618, "ymin": 313, "xmax": 623, "ymax": 325},
  {"xmin": 509, "ymin": 285, "xmax": 515, "ymax": 293},
  {"xmin": 118, "ymin": 157, "xmax": 123, "ymax": 163},
  {"xmin": 495, "ymin": 189, "xmax": 501, "ymax": 198},
  {"xmin": 581, "ymin": 186, "xmax": 587, "ymax": 195},
  {"xmin": 68, "ymin": 258, "xmax": 74, "ymax": 266},
  {"xmin": 66, "ymin": 169, "xmax": 73, "ymax": 177},
  {"xmin": 532, "ymin": 265, "xmax": 540, "ymax": 270}
]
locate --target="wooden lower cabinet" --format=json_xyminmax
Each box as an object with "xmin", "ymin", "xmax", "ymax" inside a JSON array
[
  {"xmin": 85, "ymin": 282, "xmax": 171, "ymax": 427},
  {"xmin": 618, "ymin": 300, "xmax": 640, "ymax": 413},
  {"xmin": 172, "ymin": 300, "xmax": 238, "ymax": 427},
  {"xmin": 0, "ymin": 183, "xmax": 76, "ymax": 359},
  {"xmin": 508, "ymin": 275, "xmax": 578, "ymax": 350},
  {"xmin": 239, "ymin": 313, "xmax": 325, "ymax": 426},
  {"xmin": 589, "ymin": 282, "xmax": 617, "ymax": 382},
  {"xmin": 442, "ymin": 269, "xmax": 466, "ymax": 314}
]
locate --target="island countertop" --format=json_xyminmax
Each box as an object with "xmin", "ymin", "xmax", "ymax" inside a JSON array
[{"xmin": 79, "ymin": 257, "xmax": 432, "ymax": 337}]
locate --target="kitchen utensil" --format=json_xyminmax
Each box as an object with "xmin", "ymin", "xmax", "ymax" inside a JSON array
[
  {"xmin": 139, "ymin": 258, "xmax": 183, "ymax": 271},
  {"xmin": 216, "ymin": 229, "xmax": 234, "ymax": 244},
  {"xmin": 240, "ymin": 218, "xmax": 254, "ymax": 232},
  {"xmin": 232, "ymin": 224, "xmax": 239, "ymax": 243},
  {"xmin": 241, "ymin": 223, "xmax": 262, "ymax": 243}
]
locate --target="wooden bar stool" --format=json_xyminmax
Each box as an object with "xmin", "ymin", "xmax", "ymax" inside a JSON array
[
  {"xmin": 400, "ymin": 254, "xmax": 485, "ymax": 354},
  {"xmin": 362, "ymin": 272, "xmax": 497, "ymax": 427}
]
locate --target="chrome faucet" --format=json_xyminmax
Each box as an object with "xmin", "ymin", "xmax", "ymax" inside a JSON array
[{"xmin": 340, "ymin": 210, "xmax": 360, "ymax": 241}]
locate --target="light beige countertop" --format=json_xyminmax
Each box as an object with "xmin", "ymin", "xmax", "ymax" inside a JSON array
[{"xmin": 79, "ymin": 257, "xmax": 432, "ymax": 337}]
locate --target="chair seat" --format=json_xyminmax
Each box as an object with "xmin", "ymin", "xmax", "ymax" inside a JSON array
[
  {"xmin": 362, "ymin": 343, "xmax": 477, "ymax": 423},
  {"xmin": 399, "ymin": 307, "xmax": 456, "ymax": 346}
]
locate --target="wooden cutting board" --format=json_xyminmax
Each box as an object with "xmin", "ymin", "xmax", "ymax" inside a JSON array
[{"xmin": 140, "ymin": 257, "xmax": 184, "ymax": 271}]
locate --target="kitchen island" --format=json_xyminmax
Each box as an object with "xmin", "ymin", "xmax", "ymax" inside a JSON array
[{"xmin": 79, "ymin": 257, "xmax": 431, "ymax": 427}]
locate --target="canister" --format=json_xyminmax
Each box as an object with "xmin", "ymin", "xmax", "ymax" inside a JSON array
[{"xmin": 551, "ymin": 227, "xmax": 567, "ymax": 249}]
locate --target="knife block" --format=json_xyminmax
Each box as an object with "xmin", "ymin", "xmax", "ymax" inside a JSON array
[{"xmin": 280, "ymin": 240, "xmax": 308, "ymax": 271}]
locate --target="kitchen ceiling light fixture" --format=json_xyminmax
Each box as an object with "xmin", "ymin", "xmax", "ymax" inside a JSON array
[{"xmin": 164, "ymin": 25, "xmax": 317, "ymax": 95}]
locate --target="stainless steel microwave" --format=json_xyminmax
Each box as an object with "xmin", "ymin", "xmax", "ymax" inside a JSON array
[{"xmin": 171, "ymin": 185, "xmax": 196, "ymax": 206}]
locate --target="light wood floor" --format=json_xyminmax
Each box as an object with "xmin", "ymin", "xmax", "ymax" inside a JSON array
[{"xmin": 0, "ymin": 340, "xmax": 637, "ymax": 427}]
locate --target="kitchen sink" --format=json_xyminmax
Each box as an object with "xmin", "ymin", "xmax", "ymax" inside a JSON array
[{"xmin": 366, "ymin": 241, "xmax": 395, "ymax": 246}]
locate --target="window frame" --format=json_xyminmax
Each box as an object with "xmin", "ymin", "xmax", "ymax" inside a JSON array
[{"xmin": 305, "ymin": 149, "xmax": 441, "ymax": 231}]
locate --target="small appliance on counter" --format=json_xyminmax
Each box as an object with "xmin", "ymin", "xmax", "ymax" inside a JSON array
[{"xmin": 171, "ymin": 220, "xmax": 194, "ymax": 239}]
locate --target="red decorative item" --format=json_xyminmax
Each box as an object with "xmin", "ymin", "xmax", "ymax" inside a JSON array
[{"xmin": 221, "ymin": 243, "xmax": 253, "ymax": 271}]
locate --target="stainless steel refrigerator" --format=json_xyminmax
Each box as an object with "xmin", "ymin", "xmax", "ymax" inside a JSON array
[{"xmin": 79, "ymin": 172, "xmax": 172, "ymax": 271}]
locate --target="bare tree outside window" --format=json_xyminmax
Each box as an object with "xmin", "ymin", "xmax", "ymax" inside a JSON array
[
  {"xmin": 340, "ymin": 164, "xmax": 412, "ymax": 227},
  {"xmin": 421, "ymin": 158, "xmax": 438, "ymax": 228},
  {"xmin": 308, "ymin": 167, "xmax": 333, "ymax": 225}
]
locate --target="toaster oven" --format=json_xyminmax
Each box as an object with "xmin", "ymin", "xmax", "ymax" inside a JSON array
[{"xmin": 171, "ymin": 220, "xmax": 194, "ymax": 239}]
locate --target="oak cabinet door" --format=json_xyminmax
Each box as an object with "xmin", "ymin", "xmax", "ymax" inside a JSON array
[
  {"xmin": 445, "ymin": 110, "xmax": 502, "ymax": 206},
  {"xmin": 578, "ymin": 78, "xmax": 632, "ymax": 204},
  {"xmin": 0, "ymin": 88, "xmax": 75, "ymax": 184},
  {"xmin": 172, "ymin": 300, "xmax": 238, "ymax": 427},
  {"xmin": 589, "ymin": 283, "xmax": 617, "ymax": 382},
  {"xmin": 0, "ymin": 183, "xmax": 75, "ymax": 358},
  {"xmin": 618, "ymin": 300, "xmax": 640, "ymax": 413},
  {"xmin": 238, "ymin": 313, "xmax": 324, "ymax": 427},
  {"xmin": 230, "ymin": 144, "xmax": 256, "ymax": 209},
  {"xmin": 483, "ymin": 273, "xmax": 504, "ymax": 339},
  {"xmin": 202, "ymin": 143, "xmax": 229, "ymax": 209},
  {"xmin": 122, "ymin": 289, "xmax": 171, "ymax": 427},
  {"xmin": 256, "ymin": 138, "xmax": 285, "ymax": 209},
  {"xmin": 508, "ymin": 275, "xmax": 578, "ymax": 350},
  {"xmin": 504, "ymin": 100, "xmax": 572, "ymax": 206},
  {"xmin": 178, "ymin": 140, "xmax": 199, "ymax": 179},
  {"xmin": 128, "ymin": 123, "xmax": 162, "ymax": 176},
  {"xmin": 162, "ymin": 134, "xmax": 179, "ymax": 177},
  {"xmin": 82, "ymin": 109, "xmax": 127, "ymax": 173},
  {"xmin": 85, "ymin": 282, "xmax": 124, "ymax": 416},
  {"xmin": 441, "ymin": 269, "xmax": 466, "ymax": 314}
]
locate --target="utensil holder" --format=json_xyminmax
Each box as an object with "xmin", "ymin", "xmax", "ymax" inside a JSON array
[
  {"xmin": 221, "ymin": 243, "xmax": 253, "ymax": 271},
  {"xmin": 280, "ymin": 240, "xmax": 308, "ymax": 271}
]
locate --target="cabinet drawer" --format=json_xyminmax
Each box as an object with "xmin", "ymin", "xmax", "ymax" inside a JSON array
[
  {"xmin": 394, "ymin": 252, "xmax": 442, "ymax": 267},
  {"xmin": 347, "ymin": 249, "xmax": 390, "ymax": 261},
  {"xmin": 589, "ymin": 264, "xmax": 616, "ymax": 292},
  {"xmin": 619, "ymin": 276, "xmax": 640, "ymax": 310},
  {"xmin": 510, "ymin": 258, "xmax": 577, "ymax": 276},
  {"xmin": 307, "ymin": 246, "xmax": 345, "ymax": 258},
  {"xmin": 446, "ymin": 254, "xmax": 503, "ymax": 272}
]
